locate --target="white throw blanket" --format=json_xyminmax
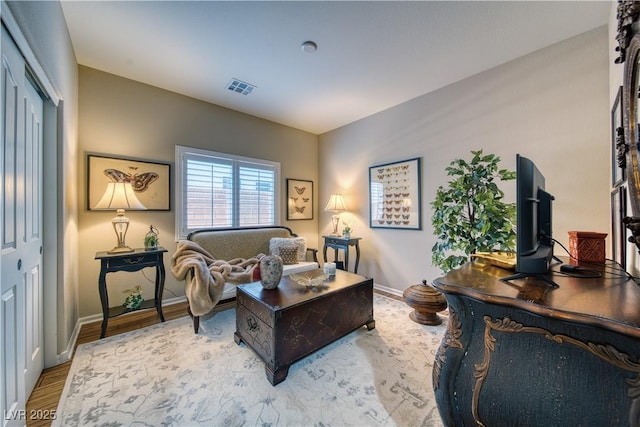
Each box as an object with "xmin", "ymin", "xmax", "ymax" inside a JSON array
[{"xmin": 171, "ymin": 240, "xmax": 263, "ymax": 316}]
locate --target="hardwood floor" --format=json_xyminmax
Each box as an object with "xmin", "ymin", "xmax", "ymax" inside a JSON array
[
  {"xmin": 25, "ymin": 289, "xmax": 401, "ymax": 426},
  {"xmin": 25, "ymin": 301, "xmax": 193, "ymax": 427}
]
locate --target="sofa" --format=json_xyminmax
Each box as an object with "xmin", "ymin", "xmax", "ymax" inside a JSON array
[{"xmin": 177, "ymin": 226, "xmax": 319, "ymax": 333}]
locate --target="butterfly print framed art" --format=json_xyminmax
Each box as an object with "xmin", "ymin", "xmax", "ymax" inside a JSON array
[
  {"xmin": 369, "ymin": 157, "xmax": 421, "ymax": 230},
  {"xmin": 286, "ymin": 178, "xmax": 313, "ymax": 220},
  {"xmin": 87, "ymin": 154, "xmax": 171, "ymax": 211}
]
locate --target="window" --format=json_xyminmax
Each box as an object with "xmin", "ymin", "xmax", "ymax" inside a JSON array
[{"xmin": 175, "ymin": 146, "xmax": 280, "ymax": 239}]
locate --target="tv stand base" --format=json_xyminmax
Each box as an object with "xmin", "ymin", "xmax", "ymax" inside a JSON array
[{"xmin": 500, "ymin": 272, "xmax": 559, "ymax": 288}]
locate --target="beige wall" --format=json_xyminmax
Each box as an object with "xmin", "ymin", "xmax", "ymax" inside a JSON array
[
  {"xmin": 77, "ymin": 66, "xmax": 319, "ymax": 318},
  {"xmin": 319, "ymin": 26, "xmax": 610, "ymax": 292},
  {"xmin": 5, "ymin": 0, "xmax": 615, "ymax": 355}
]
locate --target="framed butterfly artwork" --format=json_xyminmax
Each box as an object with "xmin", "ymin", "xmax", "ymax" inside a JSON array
[
  {"xmin": 87, "ymin": 154, "xmax": 171, "ymax": 211},
  {"xmin": 369, "ymin": 157, "xmax": 421, "ymax": 230},
  {"xmin": 286, "ymin": 178, "xmax": 313, "ymax": 220}
]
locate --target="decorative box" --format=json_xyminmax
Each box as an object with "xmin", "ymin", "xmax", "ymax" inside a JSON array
[
  {"xmin": 568, "ymin": 231, "xmax": 607, "ymax": 264},
  {"xmin": 235, "ymin": 271, "xmax": 374, "ymax": 385}
]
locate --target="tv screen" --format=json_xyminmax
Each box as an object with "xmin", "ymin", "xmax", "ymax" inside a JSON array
[{"xmin": 501, "ymin": 154, "xmax": 556, "ymax": 286}]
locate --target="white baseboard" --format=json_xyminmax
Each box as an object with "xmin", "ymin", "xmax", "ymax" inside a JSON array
[
  {"xmin": 54, "ymin": 321, "xmax": 81, "ymax": 365},
  {"xmin": 373, "ymin": 283, "xmax": 403, "ymax": 298},
  {"xmin": 75, "ymin": 295, "xmax": 188, "ymax": 328},
  {"xmin": 55, "ymin": 296, "xmax": 189, "ymax": 365},
  {"xmin": 55, "ymin": 286, "xmax": 401, "ymax": 366}
]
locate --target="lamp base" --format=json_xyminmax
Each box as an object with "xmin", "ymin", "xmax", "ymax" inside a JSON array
[
  {"xmin": 331, "ymin": 215, "xmax": 340, "ymax": 236},
  {"xmin": 109, "ymin": 209, "xmax": 133, "ymax": 254},
  {"xmin": 108, "ymin": 245, "xmax": 134, "ymax": 254}
]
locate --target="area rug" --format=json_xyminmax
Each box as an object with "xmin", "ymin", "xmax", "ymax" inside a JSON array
[{"xmin": 53, "ymin": 294, "xmax": 447, "ymax": 426}]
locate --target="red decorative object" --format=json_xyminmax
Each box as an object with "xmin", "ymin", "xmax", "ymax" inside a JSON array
[
  {"xmin": 251, "ymin": 262, "xmax": 261, "ymax": 281},
  {"xmin": 568, "ymin": 231, "xmax": 608, "ymax": 264}
]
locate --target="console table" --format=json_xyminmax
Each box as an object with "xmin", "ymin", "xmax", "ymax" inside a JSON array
[
  {"xmin": 322, "ymin": 235, "xmax": 361, "ymax": 273},
  {"xmin": 95, "ymin": 247, "xmax": 167, "ymax": 338},
  {"xmin": 432, "ymin": 258, "xmax": 640, "ymax": 427}
]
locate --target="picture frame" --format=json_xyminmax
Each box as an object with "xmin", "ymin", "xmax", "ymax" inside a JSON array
[
  {"xmin": 611, "ymin": 185, "xmax": 627, "ymax": 268},
  {"xmin": 87, "ymin": 153, "xmax": 171, "ymax": 211},
  {"xmin": 611, "ymin": 85, "xmax": 625, "ymax": 188},
  {"xmin": 369, "ymin": 157, "xmax": 421, "ymax": 230},
  {"xmin": 286, "ymin": 178, "xmax": 313, "ymax": 220}
]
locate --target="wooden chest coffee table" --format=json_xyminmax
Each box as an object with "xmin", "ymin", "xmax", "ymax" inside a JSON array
[{"xmin": 234, "ymin": 269, "xmax": 375, "ymax": 385}]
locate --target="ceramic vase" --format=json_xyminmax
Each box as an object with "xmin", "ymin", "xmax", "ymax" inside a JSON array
[{"xmin": 260, "ymin": 255, "xmax": 283, "ymax": 289}]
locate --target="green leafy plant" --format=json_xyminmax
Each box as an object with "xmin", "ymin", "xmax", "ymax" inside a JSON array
[
  {"xmin": 144, "ymin": 225, "xmax": 159, "ymax": 249},
  {"xmin": 123, "ymin": 285, "xmax": 143, "ymax": 310},
  {"xmin": 431, "ymin": 150, "xmax": 516, "ymax": 273},
  {"xmin": 144, "ymin": 233, "xmax": 158, "ymax": 248}
]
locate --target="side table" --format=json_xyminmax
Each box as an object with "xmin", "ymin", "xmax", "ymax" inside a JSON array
[
  {"xmin": 95, "ymin": 247, "xmax": 167, "ymax": 338},
  {"xmin": 322, "ymin": 235, "xmax": 361, "ymax": 273}
]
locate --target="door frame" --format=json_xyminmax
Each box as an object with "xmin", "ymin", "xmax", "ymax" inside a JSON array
[{"xmin": 1, "ymin": 1, "xmax": 63, "ymax": 370}]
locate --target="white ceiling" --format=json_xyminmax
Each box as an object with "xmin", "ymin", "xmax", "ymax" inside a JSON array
[{"xmin": 60, "ymin": 1, "xmax": 612, "ymax": 135}]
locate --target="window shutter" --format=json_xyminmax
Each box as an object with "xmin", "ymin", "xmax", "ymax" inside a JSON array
[
  {"xmin": 185, "ymin": 156, "xmax": 233, "ymax": 229},
  {"xmin": 176, "ymin": 146, "xmax": 280, "ymax": 238},
  {"xmin": 238, "ymin": 162, "xmax": 276, "ymax": 226}
]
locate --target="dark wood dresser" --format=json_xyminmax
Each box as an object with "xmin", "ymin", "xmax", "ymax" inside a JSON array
[
  {"xmin": 432, "ymin": 258, "xmax": 640, "ymax": 427},
  {"xmin": 234, "ymin": 269, "xmax": 375, "ymax": 385}
]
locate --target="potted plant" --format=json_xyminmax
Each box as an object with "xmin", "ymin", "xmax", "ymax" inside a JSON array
[
  {"xmin": 431, "ymin": 150, "xmax": 516, "ymax": 273},
  {"xmin": 342, "ymin": 224, "xmax": 352, "ymax": 239},
  {"xmin": 144, "ymin": 225, "xmax": 159, "ymax": 250},
  {"xmin": 123, "ymin": 285, "xmax": 143, "ymax": 310}
]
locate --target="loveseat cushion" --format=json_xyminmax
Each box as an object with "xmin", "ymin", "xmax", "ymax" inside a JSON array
[
  {"xmin": 218, "ymin": 261, "xmax": 318, "ymax": 300},
  {"xmin": 283, "ymin": 261, "xmax": 318, "ymax": 275}
]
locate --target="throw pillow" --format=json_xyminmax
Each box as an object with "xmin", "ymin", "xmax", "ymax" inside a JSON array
[
  {"xmin": 279, "ymin": 247, "xmax": 299, "ymax": 265},
  {"xmin": 269, "ymin": 237, "xmax": 307, "ymax": 262}
]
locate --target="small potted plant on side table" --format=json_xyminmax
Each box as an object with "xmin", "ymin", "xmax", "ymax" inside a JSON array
[
  {"xmin": 123, "ymin": 285, "xmax": 143, "ymax": 311},
  {"xmin": 342, "ymin": 224, "xmax": 352, "ymax": 240}
]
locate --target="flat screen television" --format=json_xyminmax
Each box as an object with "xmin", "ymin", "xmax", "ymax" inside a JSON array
[{"xmin": 501, "ymin": 154, "xmax": 558, "ymax": 287}]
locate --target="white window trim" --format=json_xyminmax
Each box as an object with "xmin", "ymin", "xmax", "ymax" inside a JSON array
[{"xmin": 175, "ymin": 145, "xmax": 281, "ymax": 240}]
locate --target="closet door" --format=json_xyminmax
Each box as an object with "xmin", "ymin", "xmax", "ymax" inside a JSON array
[
  {"xmin": 1, "ymin": 23, "xmax": 44, "ymax": 422},
  {"xmin": 22, "ymin": 67, "xmax": 44, "ymax": 399}
]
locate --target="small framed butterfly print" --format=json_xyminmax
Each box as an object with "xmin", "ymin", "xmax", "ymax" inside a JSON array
[
  {"xmin": 286, "ymin": 178, "xmax": 313, "ymax": 220},
  {"xmin": 87, "ymin": 153, "xmax": 171, "ymax": 211}
]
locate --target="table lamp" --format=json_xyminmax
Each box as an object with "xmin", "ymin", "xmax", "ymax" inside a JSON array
[
  {"xmin": 324, "ymin": 194, "xmax": 347, "ymax": 236},
  {"xmin": 95, "ymin": 181, "xmax": 146, "ymax": 253}
]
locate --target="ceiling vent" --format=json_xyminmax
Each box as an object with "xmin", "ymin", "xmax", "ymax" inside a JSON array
[{"xmin": 227, "ymin": 78, "xmax": 256, "ymax": 95}]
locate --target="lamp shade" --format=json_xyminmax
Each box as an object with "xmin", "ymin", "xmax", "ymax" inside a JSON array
[
  {"xmin": 324, "ymin": 194, "xmax": 347, "ymax": 212},
  {"xmin": 94, "ymin": 182, "xmax": 146, "ymax": 210}
]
